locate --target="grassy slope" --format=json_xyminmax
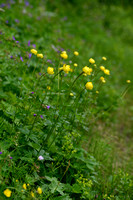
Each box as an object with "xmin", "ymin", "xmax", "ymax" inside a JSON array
[{"xmin": 0, "ymin": 0, "xmax": 133, "ymax": 174}]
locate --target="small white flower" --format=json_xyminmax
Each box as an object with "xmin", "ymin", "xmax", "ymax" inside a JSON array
[{"xmin": 38, "ymin": 156, "xmax": 44, "ymax": 161}]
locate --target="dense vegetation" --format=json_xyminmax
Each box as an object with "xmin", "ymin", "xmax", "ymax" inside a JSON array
[{"xmin": 0, "ymin": 0, "xmax": 133, "ymax": 199}]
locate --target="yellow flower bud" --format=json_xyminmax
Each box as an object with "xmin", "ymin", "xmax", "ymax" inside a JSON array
[
  {"xmin": 102, "ymin": 56, "xmax": 107, "ymax": 61},
  {"xmin": 37, "ymin": 53, "xmax": 43, "ymax": 58},
  {"xmin": 37, "ymin": 187, "xmax": 42, "ymax": 194},
  {"xmin": 4, "ymin": 189, "xmax": 12, "ymax": 197},
  {"xmin": 23, "ymin": 183, "xmax": 27, "ymax": 190},
  {"xmin": 47, "ymin": 67, "xmax": 54, "ymax": 75},
  {"xmin": 85, "ymin": 82, "xmax": 93, "ymax": 90},
  {"xmin": 100, "ymin": 66, "xmax": 105, "ymax": 71},
  {"xmin": 104, "ymin": 69, "xmax": 110, "ymax": 75},
  {"xmin": 70, "ymin": 93, "xmax": 74, "ymax": 96},
  {"xmin": 74, "ymin": 51, "xmax": 79, "ymax": 56},
  {"xmin": 100, "ymin": 77, "xmax": 106, "ymax": 83},
  {"xmin": 126, "ymin": 80, "xmax": 131, "ymax": 83},
  {"xmin": 89, "ymin": 58, "xmax": 95, "ymax": 64},
  {"xmin": 96, "ymin": 91, "xmax": 99, "ymax": 94},
  {"xmin": 74, "ymin": 63, "xmax": 78, "ymax": 67},
  {"xmin": 30, "ymin": 49, "xmax": 37, "ymax": 55}
]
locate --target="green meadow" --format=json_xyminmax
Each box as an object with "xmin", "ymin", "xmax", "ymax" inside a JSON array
[{"xmin": 0, "ymin": 0, "xmax": 133, "ymax": 199}]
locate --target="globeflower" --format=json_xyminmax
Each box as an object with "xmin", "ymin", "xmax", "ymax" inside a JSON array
[
  {"xmin": 100, "ymin": 66, "xmax": 105, "ymax": 71},
  {"xmin": 74, "ymin": 63, "xmax": 78, "ymax": 67},
  {"xmin": 37, "ymin": 53, "xmax": 43, "ymax": 58},
  {"xmin": 89, "ymin": 58, "xmax": 95, "ymax": 64},
  {"xmin": 60, "ymin": 51, "xmax": 68, "ymax": 59},
  {"xmin": 37, "ymin": 187, "xmax": 42, "ymax": 194},
  {"xmin": 74, "ymin": 51, "xmax": 79, "ymax": 56},
  {"xmin": 47, "ymin": 67, "xmax": 54, "ymax": 75},
  {"xmin": 63, "ymin": 64, "xmax": 71, "ymax": 73},
  {"xmin": 102, "ymin": 56, "xmax": 107, "ymax": 61},
  {"xmin": 82, "ymin": 66, "xmax": 92, "ymax": 75},
  {"xmin": 4, "ymin": 189, "xmax": 12, "ymax": 197},
  {"xmin": 85, "ymin": 82, "xmax": 93, "ymax": 90},
  {"xmin": 100, "ymin": 76, "xmax": 106, "ymax": 83},
  {"xmin": 30, "ymin": 49, "xmax": 37, "ymax": 55},
  {"xmin": 104, "ymin": 69, "xmax": 110, "ymax": 75}
]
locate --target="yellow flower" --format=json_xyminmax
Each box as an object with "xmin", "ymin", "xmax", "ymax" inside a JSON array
[
  {"xmin": 60, "ymin": 51, "xmax": 68, "ymax": 59},
  {"xmin": 96, "ymin": 91, "xmax": 99, "ymax": 94},
  {"xmin": 31, "ymin": 191, "xmax": 35, "ymax": 197},
  {"xmin": 100, "ymin": 66, "xmax": 105, "ymax": 71},
  {"xmin": 23, "ymin": 183, "xmax": 27, "ymax": 190},
  {"xmin": 74, "ymin": 63, "xmax": 78, "ymax": 67},
  {"xmin": 30, "ymin": 49, "xmax": 37, "ymax": 55},
  {"xmin": 85, "ymin": 82, "xmax": 93, "ymax": 90},
  {"xmin": 94, "ymin": 64, "xmax": 97, "ymax": 67},
  {"xmin": 47, "ymin": 86, "xmax": 51, "ymax": 90},
  {"xmin": 89, "ymin": 58, "xmax": 95, "ymax": 64},
  {"xmin": 82, "ymin": 66, "xmax": 92, "ymax": 75},
  {"xmin": 27, "ymin": 184, "xmax": 29, "ymax": 186},
  {"xmin": 37, "ymin": 53, "xmax": 43, "ymax": 58},
  {"xmin": 127, "ymin": 80, "xmax": 131, "ymax": 83},
  {"xmin": 16, "ymin": 180, "xmax": 18, "ymax": 182},
  {"xmin": 47, "ymin": 67, "xmax": 54, "ymax": 75},
  {"xmin": 104, "ymin": 69, "xmax": 110, "ymax": 75},
  {"xmin": 70, "ymin": 93, "xmax": 74, "ymax": 96},
  {"xmin": 102, "ymin": 56, "xmax": 107, "ymax": 61},
  {"xmin": 74, "ymin": 51, "xmax": 79, "ymax": 56},
  {"xmin": 100, "ymin": 76, "xmax": 106, "ymax": 83},
  {"xmin": 37, "ymin": 187, "xmax": 42, "ymax": 194},
  {"xmin": 4, "ymin": 189, "xmax": 12, "ymax": 197},
  {"xmin": 63, "ymin": 64, "xmax": 71, "ymax": 73}
]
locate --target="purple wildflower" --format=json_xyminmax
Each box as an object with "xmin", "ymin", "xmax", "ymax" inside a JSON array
[
  {"xmin": 29, "ymin": 53, "xmax": 32, "ymax": 58},
  {"xmin": 47, "ymin": 59, "xmax": 52, "ymax": 64},
  {"xmin": 10, "ymin": 157, "xmax": 13, "ymax": 159},
  {"xmin": 16, "ymin": 41, "xmax": 19, "ymax": 43},
  {"xmin": 20, "ymin": 57, "xmax": 23, "ymax": 62},
  {"xmin": 38, "ymin": 156, "xmax": 44, "ymax": 161},
  {"xmin": 46, "ymin": 106, "xmax": 50, "ymax": 110},
  {"xmin": 0, "ymin": 152, "xmax": 2, "ymax": 154},
  {"xmin": 1, "ymin": 3, "xmax": 6, "ymax": 8},
  {"xmin": 15, "ymin": 19, "xmax": 19, "ymax": 23},
  {"xmin": 10, "ymin": 56, "xmax": 13, "ymax": 59},
  {"xmin": 31, "ymin": 92, "xmax": 34, "ymax": 94},
  {"xmin": 40, "ymin": 115, "xmax": 43, "ymax": 119},
  {"xmin": 34, "ymin": 114, "xmax": 37, "ymax": 116},
  {"xmin": 32, "ymin": 44, "xmax": 36, "ymax": 48},
  {"xmin": 6, "ymin": 20, "xmax": 9, "ymax": 24},
  {"xmin": 12, "ymin": 36, "xmax": 15, "ymax": 40},
  {"xmin": 39, "ymin": 72, "xmax": 42, "ymax": 76},
  {"xmin": 25, "ymin": 1, "xmax": 29, "ymax": 6},
  {"xmin": 28, "ymin": 40, "xmax": 30, "ymax": 46}
]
